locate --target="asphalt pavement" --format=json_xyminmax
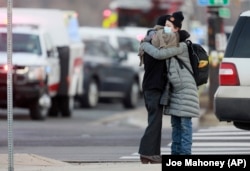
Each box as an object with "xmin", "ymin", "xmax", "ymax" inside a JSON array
[
  {"xmin": 0, "ymin": 93, "xmax": 221, "ymax": 171},
  {"xmin": 0, "ymin": 113, "xmax": 220, "ymax": 171}
]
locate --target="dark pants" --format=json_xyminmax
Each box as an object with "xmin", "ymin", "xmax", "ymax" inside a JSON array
[{"xmin": 139, "ymin": 89, "xmax": 163, "ymax": 156}]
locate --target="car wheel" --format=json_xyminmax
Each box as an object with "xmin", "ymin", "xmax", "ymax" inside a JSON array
[
  {"xmin": 29, "ymin": 88, "xmax": 50, "ymax": 120},
  {"xmin": 123, "ymin": 80, "xmax": 140, "ymax": 109},
  {"xmin": 29, "ymin": 100, "xmax": 48, "ymax": 120},
  {"xmin": 233, "ymin": 122, "xmax": 250, "ymax": 131},
  {"xmin": 81, "ymin": 79, "xmax": 99, "ymax": 108}
]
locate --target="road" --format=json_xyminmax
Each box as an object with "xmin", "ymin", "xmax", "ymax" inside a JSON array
[
  {"xmin": 121, "ymin": 124, "xmax": 250, "ymax": 161},
  {"xmin": 0, "ymin": 99, "xmax": 169, "ymax": 162},
  {"xmin": 0, "ymin": 98, "xmax": 249, "ymax": 163}
]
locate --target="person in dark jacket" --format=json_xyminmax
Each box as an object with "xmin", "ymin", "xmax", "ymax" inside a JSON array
[
  {"xmin": 138, "ymin": 14, "xmax": 184, "ymax": 163},
  {"xmin": 140, "ymin": 11, "xmax": 200, "ymax": 156}
]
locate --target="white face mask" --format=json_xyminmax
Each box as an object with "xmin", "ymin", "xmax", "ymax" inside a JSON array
[{"xmin": 164, "ymin": 26, "xmax": 172, "ymax": 33}]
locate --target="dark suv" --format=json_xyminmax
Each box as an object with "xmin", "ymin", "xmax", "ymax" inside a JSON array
[
  {"xmin": 214, "ymin": 10, "xmax": 250, "ymax": 130},
  {"xmin": 76, "ymin": 38, "xmax": 140, "ymax": 109}
]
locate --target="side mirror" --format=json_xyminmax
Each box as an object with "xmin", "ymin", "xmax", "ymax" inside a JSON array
[{"xmin": 47, "ymin": 48, "xmax": 58, "ymax": 58}]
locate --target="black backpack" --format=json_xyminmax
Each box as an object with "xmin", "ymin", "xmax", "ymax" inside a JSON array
[{"xmin": 177, "ymin": 40, "xmax": 209, "ymax": 86}]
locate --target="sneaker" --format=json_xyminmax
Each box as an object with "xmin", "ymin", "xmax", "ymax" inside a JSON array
[{"xmin": 140, "ymin": 155, "xmax": 162, "ymax": 164}]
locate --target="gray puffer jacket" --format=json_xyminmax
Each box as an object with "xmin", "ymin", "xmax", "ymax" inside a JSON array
[{"xmin": 140, "ymin": 42, "xmax": 200, "ymax": 118}]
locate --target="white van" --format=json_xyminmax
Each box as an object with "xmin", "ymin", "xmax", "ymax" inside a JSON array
[
  {"xmin": 79, "ymin": 26, "xmax": 144, "ymax": 92},
  {"xmin": 0, "ymin": 8, "xmax": 84, "ymax": 120}
]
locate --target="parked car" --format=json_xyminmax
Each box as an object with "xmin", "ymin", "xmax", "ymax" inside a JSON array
[
  {"xmin": 121, "ymin": 26, "xmax": 149, "ymax": 42},
  {"xmin": 214, "ymin": 10, "xmax": 250, "ymax": 130},
  {"xmin": 76, "ymin": 38, "xmax": 140, "ymax": 109},
  {"xmin": 79, "ymin": 26, "xmax": 144, "ymax": 93}
]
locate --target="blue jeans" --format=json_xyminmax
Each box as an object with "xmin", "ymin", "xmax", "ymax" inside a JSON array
[{"xmin": 171, "ymin": 115, "xmax": 192, "ymax": 155}]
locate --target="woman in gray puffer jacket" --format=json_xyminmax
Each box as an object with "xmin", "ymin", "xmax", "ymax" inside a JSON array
[
  {"xmin": 139, "ymin": 31, "xmax": 200, "ymax": 155},
  {"xmin": 140, "ymin": 35, "xmax": 200, "ymax": 118}
]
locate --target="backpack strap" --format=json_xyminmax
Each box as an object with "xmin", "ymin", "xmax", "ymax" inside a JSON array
[
  {"xmin": 175, "ymin": 57, "xmax": 195, "ymax": 80},
  {"xmin": 185, "ymin": 40, "xmax": 196, "ymax": 58}
]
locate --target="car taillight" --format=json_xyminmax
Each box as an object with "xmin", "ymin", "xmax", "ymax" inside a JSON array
[
  {"xmin": 3, "ymin": 64, "xmax": 8, "ymax": 71},
  {"xmin": 0, "ymin": 64, "xmax": 11, "ymax": 73},
  {"xmin": 219, "ymin": 62, "xmax": 240, "ymax": 86}
]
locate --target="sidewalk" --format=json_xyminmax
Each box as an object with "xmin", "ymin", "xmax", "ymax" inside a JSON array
[{"xmin": 0, "ymin": 153, "xmax": 161, "ymax": 171}]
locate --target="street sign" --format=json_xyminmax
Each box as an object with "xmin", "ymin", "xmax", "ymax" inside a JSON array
[
  {"xmin": 219, "ymin": 7, "xmax": 231, "ymax": 18},
  {"xmin": 197, "ymin": 0, "xmax": 230, "ymax": 6},
  {"xmin": 210, "ymin": 0, "xmax": 230, "ymax": 6}
]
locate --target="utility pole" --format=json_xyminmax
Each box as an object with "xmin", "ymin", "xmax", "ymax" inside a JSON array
[
  {"xmin": 207, "ymin": 6, "xmax": 224, "ymax": 110},
  {"xmin": 196, "ymin": 0, "xmax": 230, "ymax": 110}
]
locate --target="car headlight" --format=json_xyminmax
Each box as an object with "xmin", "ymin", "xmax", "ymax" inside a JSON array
[{"xmin": 16, "ymin": 66, "xmax": 46, "ymax": 81}]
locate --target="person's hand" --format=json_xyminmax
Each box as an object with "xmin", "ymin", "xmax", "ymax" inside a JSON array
[{"xmin": 141, "ymin": 35, "xmax": 152, "ymax": 43}]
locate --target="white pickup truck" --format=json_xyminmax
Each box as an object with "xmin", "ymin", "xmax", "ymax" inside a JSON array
[{"xmin": 0, "ymin": 8, "xmax": 84, "ymax": 120}]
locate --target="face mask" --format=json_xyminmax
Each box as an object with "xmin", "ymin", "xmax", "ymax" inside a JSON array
[{"xmin": 164, "ymin": 26, "xmax": 172, "ymax": 33}]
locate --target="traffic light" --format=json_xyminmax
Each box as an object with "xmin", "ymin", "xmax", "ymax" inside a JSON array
[{"xmin": 102, "ymin": 9, "xmax": 118, "ymax": 28}]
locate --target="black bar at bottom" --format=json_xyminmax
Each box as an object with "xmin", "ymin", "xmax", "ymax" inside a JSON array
[{"xmin": 162, "ymin": 155, "xmax": 250, "ymax": 169}]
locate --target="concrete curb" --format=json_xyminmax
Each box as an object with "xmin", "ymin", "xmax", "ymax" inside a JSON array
[{"xmin": 92, "ymin": 106, "xmax": 205, "ymax": 129}]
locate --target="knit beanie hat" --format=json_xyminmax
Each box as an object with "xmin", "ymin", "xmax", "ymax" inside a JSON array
[
  {"xmin": 167, "ymin": 11, "xmax": 184, "ymax": 29},
  {"xmin": 156, "ymin": 14, "xmax": 170, "ymax": 26}
]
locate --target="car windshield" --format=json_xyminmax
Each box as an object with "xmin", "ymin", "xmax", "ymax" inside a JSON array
[
  {"xmin": 117, "ymin": 36, "xmax": 139, "ymax": 53},
  {"xmin": 225, "ymin": 17, "xmax": 250, "ymax": 58},
  {"xmin": 84, "ymin": 39, "xmax": 117, "ymax": 58},
  {"xmin": 0, "ymin": 33, "xmax": 42, "ymax": 55}
]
